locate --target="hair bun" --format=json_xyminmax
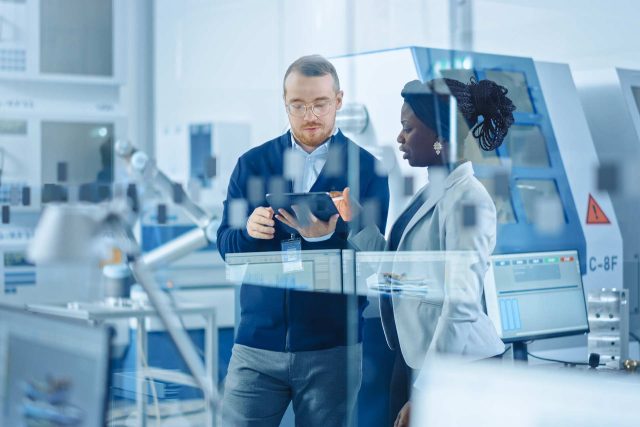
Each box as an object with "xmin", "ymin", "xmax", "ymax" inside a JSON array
[{"xmin": 466, "ymin": 77, "xmax": 516, "ymax": 151}]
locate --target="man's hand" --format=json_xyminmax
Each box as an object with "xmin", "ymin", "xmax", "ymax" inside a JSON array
[
  {"xmin": 246, "ymin": 207, "xmax": 275, "ymax": 239},
  {"xmin": 394, "ymin": 402, "xmax": 411, "ymax": 427},
  {"xmin": 275, "ymin": 205, "xmax": 339, "ymax": 239}
]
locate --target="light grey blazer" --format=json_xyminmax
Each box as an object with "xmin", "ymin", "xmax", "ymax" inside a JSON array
[{"xmin": 351, "ymin": 162, "xmax": 504, "ymax": 369}]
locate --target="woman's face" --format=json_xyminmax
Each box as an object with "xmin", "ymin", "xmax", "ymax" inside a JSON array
[{"xmin": 397, "ymin": 102, "xmax": 444, "ymax": 167}]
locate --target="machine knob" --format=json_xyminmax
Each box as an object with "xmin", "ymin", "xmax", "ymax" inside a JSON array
[
  {"xmin": 130, "ymin": 151, "xmax": 150, "ymax": 174},
  {"xmin": 623, "ymin": 359, "xmax": 639, "ymax": 372},
  {"xmin": 115, "ymin": 139, "xmax": 134, "ymax": 157}
]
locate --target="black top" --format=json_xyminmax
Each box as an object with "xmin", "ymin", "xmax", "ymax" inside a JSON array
[{"xmin": 388, "ymin": 192, "xmax": 426, "ymax": 251}]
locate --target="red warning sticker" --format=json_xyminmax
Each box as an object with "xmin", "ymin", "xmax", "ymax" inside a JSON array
[{"xmin": 586, "ymin": 194, "xmax": 610, "ymax": 224}]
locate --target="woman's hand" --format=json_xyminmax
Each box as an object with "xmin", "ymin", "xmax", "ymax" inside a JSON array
[
  {"xmin": 394, "ymin": 402, "xmax": 411, "ymax": 427},
  {"xmin": 275, "ymin": 205, "xmax": 339, "ymax": 239},
  {"xmin": 330, "ymin": 187, "xmax": 358, "ymax": 222}
]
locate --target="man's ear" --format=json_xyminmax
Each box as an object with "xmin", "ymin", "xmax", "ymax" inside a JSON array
[{"xmin": 335, "ymin": 90, "xmax": 344, "ymax": 110}]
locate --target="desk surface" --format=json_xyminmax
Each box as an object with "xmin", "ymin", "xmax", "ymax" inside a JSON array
[{"xmin": 27, "ymin": 300, "xmax": 217, "ymax": 321}]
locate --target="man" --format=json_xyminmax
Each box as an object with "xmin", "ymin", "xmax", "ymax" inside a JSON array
[{"xmin": 217, "ymin": 55, "xmax": 389, "ymax": 426}]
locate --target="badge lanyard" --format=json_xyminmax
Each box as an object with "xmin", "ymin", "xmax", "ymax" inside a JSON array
[{"xmin": 281, "ymin": 233, "xmax": 303, "ymax": 274}]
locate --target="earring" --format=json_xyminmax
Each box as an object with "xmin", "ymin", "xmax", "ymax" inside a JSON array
[{"xmin": 433, "ymin": 139, "xmax": 443, "ymax": 156}]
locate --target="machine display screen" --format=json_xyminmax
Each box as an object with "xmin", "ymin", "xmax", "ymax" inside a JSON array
[
  {"xmin": 0, "ymin": 307, "xmax": 111, "ymax": 427},
  {"xmin": 504, "ymin": 125, "xmax": 550, "ymax": 168},
  {"xmin": 190, "ymin": 123, "xmax": 213, "ymax": 186},
  {"xmin": 479, "ymin": 177, "xmax": 516, "ymax": 224},
  {"xmin": 40, "ymin": 122, "xmax": 114, "ymax": 185},
  {"xmin": 40, "ymin": 0, "xmax": 113, "ymax": 76},
  {"xmin": 0, "ymin": 120, "xmax": 27, "ymax": 136},
  {"xmin": 225, "ymin": 250, "xmax": 343, "ymax": 293},
  {"xmin": 484, "ymin": 70, "xmax": 535, "ymax": 114},
  {"xmin": 3, "ymin": 250, "xmax": 36, "ymax": 290},
  {"xmin": 516, "ymin": 179, "xmax": 566, "ymax": 226},
  {"xmin": 486, "ymin": 250, "xmax": 589, "ymax": 342},
  {"xmin": 4, "ymin": 251, "xmax": 33, "ymax": 267}
]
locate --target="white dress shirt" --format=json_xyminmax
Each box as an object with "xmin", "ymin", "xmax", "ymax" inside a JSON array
[{"xmin": 288, "ymin": 129, "xmax": 338, "ymax": 242}]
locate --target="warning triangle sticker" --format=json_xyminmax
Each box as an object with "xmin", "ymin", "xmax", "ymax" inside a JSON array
[{"xmin": 586, "ymin": 194, "xmax": 610, "ymax": 224}]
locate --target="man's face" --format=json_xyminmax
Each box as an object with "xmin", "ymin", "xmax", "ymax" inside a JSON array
[{"xmin": 284, "ymin": 72, "xmax": 343, "ymax": 150}]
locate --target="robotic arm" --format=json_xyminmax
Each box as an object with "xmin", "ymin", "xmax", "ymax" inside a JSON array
[
  {"xmin": 115, "ymin": 140, "xmax": 219, "ymax": 269},
  {"xmin": 114, "ymin": 140, "xmax": 221, "ymax": 409}
]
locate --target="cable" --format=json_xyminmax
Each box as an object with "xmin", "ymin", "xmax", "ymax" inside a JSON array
[
  {"xmin": 526, "ymin": 351, "xmax": 602, "ymax": 367},
  {"xmin": 108, "ymin": 404, "xmax": 206, "ymax": 424},
  {"xmin": 137, "ymin": 326, "xmax": 162, "ymax": 427}
]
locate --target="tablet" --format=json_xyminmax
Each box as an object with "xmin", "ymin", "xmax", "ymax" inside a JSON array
[{"xmin": 266, "ymin": 191, "xmax": 339, "ymax": 222}]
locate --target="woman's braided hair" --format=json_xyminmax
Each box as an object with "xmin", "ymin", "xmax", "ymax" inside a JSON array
[{"xmin": 442, "ymin": 77, "xmax": 516, "ymax": 151}]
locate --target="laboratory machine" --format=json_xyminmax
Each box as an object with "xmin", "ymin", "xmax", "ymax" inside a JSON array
[{"xmin": 574, "ymin": 67, "xmax": 640, "ymax": 337}]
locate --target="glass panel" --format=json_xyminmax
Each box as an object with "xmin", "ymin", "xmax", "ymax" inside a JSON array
[
  {"xmin": 632, "ymin": 86, "xmax": 640, "ymax": 115},
  {"xmin": 484, "ymin": 70, "xmax": 535, "ymax": 114},
  {"xmin": 41, "ymin": 122, "xmax": 114, "ymax": 185},
  {"xmin": 439, "ymin": 68, "xmax": 476, "ymax": 85},
  {"xmin": 479, "ymin": 177, "xmax": 516, "ymax": 224},
  {"xmin": 463, "ymin": 129, "xmax": 501, "ymax": 165},
  {"xmin": 40, "ymin": 0, "xmax": 113, "ymax": 76},
  {"xmin": 516, "ymin": 179, "xmax": 566, "ymax": 225},
  {"xmin": 504, "ymin": 125, "xmax": 550, "ymax": 168}
]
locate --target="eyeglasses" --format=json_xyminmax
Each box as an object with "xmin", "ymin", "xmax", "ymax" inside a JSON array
[{"xmin": 286, "ymin": 99, "xmax": 335, "ymax": 118}]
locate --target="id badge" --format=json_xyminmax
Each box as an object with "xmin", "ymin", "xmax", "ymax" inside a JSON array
[{"xmin": 281, "ymin": 234, "xmax": 303, "ymax": 274}]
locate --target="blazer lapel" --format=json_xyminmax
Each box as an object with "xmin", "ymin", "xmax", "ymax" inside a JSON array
[
  {"xmin": 395, "ymin": 162, "xmax": 475, "ymax": 250},
  {"xmin": 396, "ymin": 186, "xmax": 442, "ymax": 250},
  {"xmin": 279, "ymin": 131, "xmax": 295, "ymax": 192},
  {"xmin": 383, "ymin": 185, "xmax": 429, "ymax": 251},
  {"xmin": 308, "ymin": 131, "xmax": 347, "ymax": 193}
]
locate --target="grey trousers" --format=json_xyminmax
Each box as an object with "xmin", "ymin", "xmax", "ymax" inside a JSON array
[{"xmin": 221, "ymin": 343, "xmax": 363, "ymax": 427}]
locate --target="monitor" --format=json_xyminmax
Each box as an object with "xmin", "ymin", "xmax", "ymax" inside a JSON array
[
  {"xmin": 484, "ymin": 250, "xmax": 589, "ymax": 360},
  {"xmin": 225, "ymin": 249, "xmax": 343, "ymax": 294},
  {"xmin": 478, "ymin": 176, "xmax": 516, "ymax": 224},
  {"xmin": 516, "ymin": 178, "xmax": 566, "ymax": 226},
  {"xmin": 0, "ymin": 304, "xmax": 112, "ymax": 426},
  {"xmin": 504, "ymin": 124, "xmax": 550, "ymax": 168},
  {"xmin": 41, "ymin": 121, "xmax": 115, "ymax": 187}
]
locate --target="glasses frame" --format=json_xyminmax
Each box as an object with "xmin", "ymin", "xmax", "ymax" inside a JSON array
[{"xmin": 285, "ymin": 98, "xmax": 336, "ymax": 118}]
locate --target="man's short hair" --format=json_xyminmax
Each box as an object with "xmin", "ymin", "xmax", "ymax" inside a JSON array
[{"xmin": 283, "ymin": 55, "xmax": 340, "ymax": 94}]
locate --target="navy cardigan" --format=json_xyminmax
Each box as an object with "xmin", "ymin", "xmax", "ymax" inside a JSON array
[{"xmin": 217, "ymin": 130, "xmax": 389, "ymax": 351}]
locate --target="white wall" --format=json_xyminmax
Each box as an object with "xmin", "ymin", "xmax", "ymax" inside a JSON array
[
  {"xmin": 154, "ymin": 0, "xmax": 442, "ymax": 159},
  {"xmin": 472, "ymin": 0, "xmax": 640, "ymax": 71},
  {"xmin": 155, "ymin": 0, "xmax": 640, "ymax": 158}
]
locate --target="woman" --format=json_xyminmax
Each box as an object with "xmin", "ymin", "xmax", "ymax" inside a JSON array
[{"xmin": 276, "ymin": 77, "xmax": 516, "ymax": 426}]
